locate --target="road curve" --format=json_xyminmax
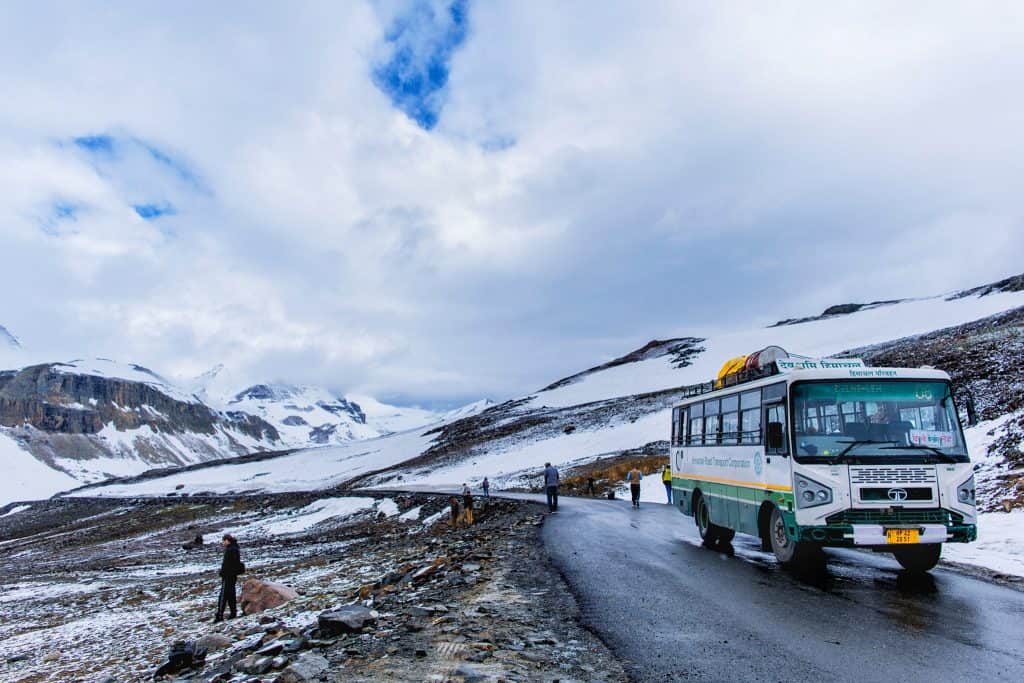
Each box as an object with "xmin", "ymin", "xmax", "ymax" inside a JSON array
[{"xmin": 541, "ymin": 495, "xmax": 1024, "ymax": 682}]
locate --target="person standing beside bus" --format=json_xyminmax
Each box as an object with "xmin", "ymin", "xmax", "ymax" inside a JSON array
[
  {"xmin": 627, "ymin": 467, "xmax": 643, "ymax": 508},
  {"xmin": 661, "ymin": 464, "xmax": 672, "ymax": 504}
]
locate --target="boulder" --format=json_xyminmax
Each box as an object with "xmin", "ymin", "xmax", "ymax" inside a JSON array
[
  {"xmin": 275, "ymin": 653, "xmax": 329, "ymax": 682},
  {"xmin": 240, "ymin": 578, "xmax": 299, "ymax": 615},
  {"xmin": 235, "ymin": 654, "xmax": 274, "ymax": 675},
  {"xmin": 317, "ymin": 605, "xmax": 378, "ymax": 635},
  {"xmin": 196, "ymin": 633, "xmax": 233, "ymax": 651}
]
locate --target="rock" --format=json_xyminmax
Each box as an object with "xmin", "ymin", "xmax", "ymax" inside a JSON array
[
  {"xmin": 7, "ymin": 654, "xmax": 28, "ymax": 663},
  {"xmin": 42, "ymin": 651, "xmax": 60, "ymax": 663},
  {"xmin": 196, "ymin": 633, "xmax": 233, "ymax": 651},
  {"xmin": 239, "ymin": 578, "xmax": 299, "ymax": 615},
  {"xmin": 454, "ymin": 664, "xmax": 486, "ymax": 682},
  {"xmin": 317, "ymin": 605, "xmax": 378, "ymax": 635},
  {"xmin": 275, "ymin": 653, "xmax": 329, "ymax": 682},
  {"xmin": 257, "ymin": 641, "xmax": 285, "ymax": 656},
  {"xmin": 235, "ymin": 654, "xmax": 274, "ymax": 675}
]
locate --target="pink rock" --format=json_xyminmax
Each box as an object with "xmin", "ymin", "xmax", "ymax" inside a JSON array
[{"xmin": 239, "ymin": 578, "xmax": 299, "ymax": 614}]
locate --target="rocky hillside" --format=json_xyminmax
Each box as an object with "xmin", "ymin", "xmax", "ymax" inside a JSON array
[
  {"xmin": 0, "ymin": 360, "xmax": 281, "ymax": 487},
  {"xmin": 0, "ymin": 494, "xmax": 622, "ymax": 682}
]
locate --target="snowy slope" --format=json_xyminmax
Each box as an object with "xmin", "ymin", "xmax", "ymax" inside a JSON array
[
  {"xmin": 0, "ymin": 433, "xmax": 78, "ymax": 504},
  {"xmin": 76, "ymin": 281, "xmax": 1024, "ymax": 502},
  {"xmin": 533, "ymin": 289, "xmax": 1024, "ymax": 409},
  {"xmin": 68, "ymin": 426, "xmax": 438, "ymax": 498}
]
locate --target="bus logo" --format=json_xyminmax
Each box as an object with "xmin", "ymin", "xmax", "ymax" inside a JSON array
[{"xmin": 887, "ymin": 488, "xmax": 909, "ymax": 502}]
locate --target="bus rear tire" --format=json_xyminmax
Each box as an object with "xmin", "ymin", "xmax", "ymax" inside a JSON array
[
  {"xmin": 893, "ymin": 544, "xmax": 941, "ymax": 573},
  {"xmin": 769, "ymin": 506, "xmax": 819, "ymax": 567},
  {"xmin": 695, "ymin": 494, "xmax": 720, "ymax": 546}
]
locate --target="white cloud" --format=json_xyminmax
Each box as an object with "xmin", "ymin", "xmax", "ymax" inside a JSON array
[{"xmin": 0, "ymin": 1, "xmax": 1022, "ymax": 405}]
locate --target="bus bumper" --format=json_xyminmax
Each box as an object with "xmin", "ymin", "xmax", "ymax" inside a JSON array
[{"xmin": 797, "ymin": 523, "xmax": 977, "ymax": 545}]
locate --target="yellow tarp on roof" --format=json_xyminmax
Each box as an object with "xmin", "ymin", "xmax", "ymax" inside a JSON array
[{"xmin": 715, "ymin": 355, "xmax": 749, "ymax": 387}]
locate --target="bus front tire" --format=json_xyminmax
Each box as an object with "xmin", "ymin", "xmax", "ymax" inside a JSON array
[
  {"xmin": 892, "ymin": 544, "xmax": 941, "ymax": 573},
  {"xmin": 769, "ymin": 506, "xmax": 819, "ymax": 567}
]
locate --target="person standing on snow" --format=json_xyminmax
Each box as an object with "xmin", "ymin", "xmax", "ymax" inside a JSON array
[
  {"xmin": 482, "ymin": 477, "xmax": 490, "ymax": 501},
  {"xmin": 543, "ymin": 462, "xmax": 560, "ymax": 512},
  {"xmin": 215, "ymin": 534, "xmax": 244, "ymax": 622},
  {"xmin": 662, "ymin": 464, "xmax": 673, "ymax": 504},
  {"xmin": 627, "ymin": 467, "xmax": 643, "ymax": 508}
]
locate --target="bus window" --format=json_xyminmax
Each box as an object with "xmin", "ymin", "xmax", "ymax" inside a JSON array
[
  {"xmin": 740, "ymin": 406, "xmax": 761, "ymax": 444},
  {"xmin": 765, "ymin": 403, "xmax": 788, "ymax": 454},
  {"xmin": 721, "ymin": 410, "xmax": 739, "ymax": 444},
  {"xmin": 720, "ymin": 395, "xmax": 739, "ymax": 444},
  {"xmin": 704, "ymin": 413, "xmax": 721, "ymax": 445},
  {"xmin": 687, "ymin": 402, "xmax": 703, "ymax": 445},
  {"xmin": 672, "ymin": 408, "xmax": 682, "ymax": 446},
  {"xmin": 689, "ymin": 415, "xmax": 703, "ymax": 445}
]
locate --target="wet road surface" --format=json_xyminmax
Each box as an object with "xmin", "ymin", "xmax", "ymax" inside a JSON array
[{"xmin": 541, "ymin": 496, "xmax": 1024, "ymax": 682}]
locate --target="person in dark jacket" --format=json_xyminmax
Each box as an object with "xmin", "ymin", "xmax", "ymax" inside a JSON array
[
  {"xmin": 462, "ymin": 484, "xmax": 475, "ymax": 525},
  {"xmin": 215, "ymin": 534, "xmax": 242, "ymax": 622},
  {"xmin": 543, "ymin": 462, "xmax": 560, "ymax": 512}
]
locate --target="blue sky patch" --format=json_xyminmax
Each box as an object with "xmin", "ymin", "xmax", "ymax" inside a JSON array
[
  {"xmin": 135, "ymin": 138, "xmax": 207, "ymax": 192},
  {"xmin": 373, "ymin": 0, "xmax": 470, "ymax": 130},
  {"xmin": 133, "ymin": 203, "xmax": 177, "ymax": 220},
  {"xmin": 73, "ymin": 134, "xmax": 116, "ymax": 156}
]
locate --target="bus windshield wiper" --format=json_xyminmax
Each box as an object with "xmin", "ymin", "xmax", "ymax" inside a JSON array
[
  {"xmin": 878, "ymin": 444, "xmax": 960, "ymax": 463},
  {"xmin": 833, "ymin": 439, "xmax": 894, "ymax": 459}
]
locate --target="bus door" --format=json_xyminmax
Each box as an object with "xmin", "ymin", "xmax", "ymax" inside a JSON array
[{"xmin": 762, "ymin": 383, "xmax": 792, "ymax": 511}]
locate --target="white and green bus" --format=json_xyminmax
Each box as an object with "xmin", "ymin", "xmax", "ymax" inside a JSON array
[{"xmin": 669, "ymin": 351, "xmax": 977, "ymax": 572}]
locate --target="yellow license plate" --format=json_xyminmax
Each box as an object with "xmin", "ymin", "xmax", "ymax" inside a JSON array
[{"xmin": 886, "ymin": 528, "xmax": 920, "ymax": 544}]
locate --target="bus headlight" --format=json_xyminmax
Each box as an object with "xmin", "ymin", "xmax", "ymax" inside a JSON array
[
  {"xmin": 957, "ymin": 475, "xmax": 976, "ymax": 506},
  {"xmin": 794, "ymin": 474, "xmax": 833, "ymax": 509}
]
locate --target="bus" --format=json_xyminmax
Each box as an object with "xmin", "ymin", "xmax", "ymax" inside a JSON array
[{"xmin": 669, "ymin": 348, "xmax": 977, "ymax": 572}]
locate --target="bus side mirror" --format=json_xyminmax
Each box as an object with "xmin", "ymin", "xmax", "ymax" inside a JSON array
[{"xmin": 766, "ymin": 422, "xmax": 784, "ymax": 451}]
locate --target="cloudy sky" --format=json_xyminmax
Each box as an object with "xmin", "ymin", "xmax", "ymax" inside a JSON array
[{"xmin": 1, "ymin": 1, "xmax": 1021, "ymax": 407}]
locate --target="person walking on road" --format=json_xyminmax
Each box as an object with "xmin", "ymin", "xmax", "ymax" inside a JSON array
[
  {"xmin": 215, "ymin": 534, "xmax": 243, "ymax": 622},
  {"xmin": 462, "ymin": 484, "xmax": 475, "ymax": 525},
  {"xmin": 662, "ymin": 464, "xmax": 673, "ymax": 504},
  {"xmin": 586, "ymin": 476, "xmax": 596, "ymax": 496},
  {"xmin": 543, "ymin": 462, "xmax": 560, "ymax": 512},
  {"xmin": 627, "ymin": 467, "xmax": 643, "ymax": 508},
  {"xmin": 482, "ymin": 477, "xmax": 490, "ymax": 501}
]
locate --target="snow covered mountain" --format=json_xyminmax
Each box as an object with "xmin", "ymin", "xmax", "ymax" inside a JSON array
[
  {"xmin": 223, "ymin": 383, "xmax": 380, "ymax": 446},
  {"xmin": 0, "ymin": 355, "xmax": 494, "ymax": 505},
  {"xmin": 0, "ymin": 359, "xmax": 281, "ymax": 497},
  {"xmin": 73, "ymin": 272, "xmax": 1024, "ymax": 512}
]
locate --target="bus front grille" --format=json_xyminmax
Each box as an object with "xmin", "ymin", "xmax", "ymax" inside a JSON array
[
  {"xmin": 826, "ymin": 509, "xmax": 963, "ymax": 526},
  {"xmin": 849, "ymin": 466, "xmax": 937, "ymax": 485}
]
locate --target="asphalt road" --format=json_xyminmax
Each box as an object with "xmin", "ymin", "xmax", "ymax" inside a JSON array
[{"xmin": 540, "ymin": 495, "xmax": 1024, "ymax": 682}]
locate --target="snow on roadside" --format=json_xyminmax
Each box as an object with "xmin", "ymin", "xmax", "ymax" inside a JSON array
[{"xmin": 943, "ymin": 510, "xmax": 1024, "ymax": 578}]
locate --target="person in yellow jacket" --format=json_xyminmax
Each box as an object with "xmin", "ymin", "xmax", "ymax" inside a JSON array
[{"xmin": 661, "ymin": 464, "xmax": 673, "ymax": 504}]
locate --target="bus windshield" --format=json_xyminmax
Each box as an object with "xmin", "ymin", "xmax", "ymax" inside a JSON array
[{"xmin": 790, "ymin": 380, "xmax": 968, "ymax": 463}]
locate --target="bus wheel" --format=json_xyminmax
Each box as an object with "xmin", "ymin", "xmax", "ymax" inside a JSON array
[
  {"xmin": 769, "ymin": 506, "xmax": 816, "ymax": 566},
  {"xmin": 695, "ymin": 495, "xmax": 719, "ymax": 546},
  {"xmin": 893, "ymin": 544, "xmax": 941, "ymax": 573}
]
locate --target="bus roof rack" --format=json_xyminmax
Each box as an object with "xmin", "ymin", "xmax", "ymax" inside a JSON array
[{"xmin": 677, "ymin": 363, "xmax": 780, "ymax": 399}]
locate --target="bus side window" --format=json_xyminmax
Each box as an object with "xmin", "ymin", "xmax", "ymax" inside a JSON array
[{"xmin": 765, "ymin": 403, "xmax": 788, "ymax": 455}]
